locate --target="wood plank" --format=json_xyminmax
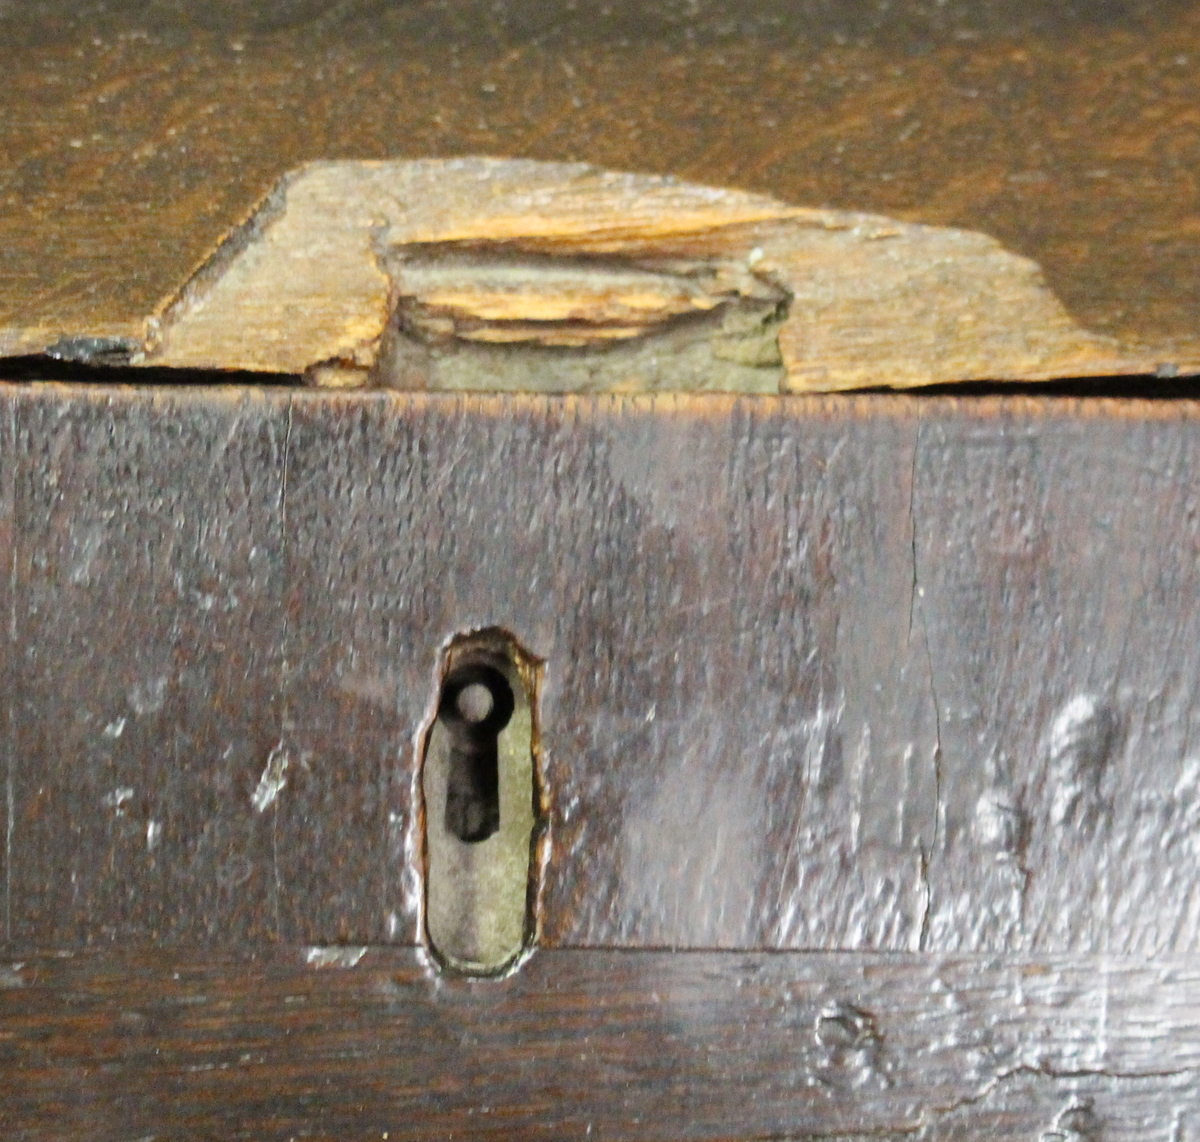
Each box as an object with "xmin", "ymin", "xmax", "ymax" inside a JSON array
[
  {"xmin": 2, "ymin": 2, "xmax": 1199, "ymax": 366},
  {"xmin": 0, "ymin": 393, "xmax": 12, "ymax": 944},
  {"xmin": 1, "ymin": 947, "xmax": 1198, "ymax": 1140},
  {"xmin": 3, "ymin": 387, "xmax": 1200, "ymax": 954},
  {"xmin": 916, "ymin": 408, "xmax": 1200, "ymax": 954}
]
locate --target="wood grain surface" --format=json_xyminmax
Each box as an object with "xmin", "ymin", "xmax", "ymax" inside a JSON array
[
  {"xmin": 4, "ymin": 385, "xmax": 1200, "ymax": 957},
  {"xmin": 7, "ymin": 8, "xmax": 1200, "ymax": 1127},
  {"xmin": 1, "ymin": 2, "xmax": 1199, "ymax": 371},
  {"xmin": 2, "ymin": 946, "xmax": 1198, "ymax": 1140}
]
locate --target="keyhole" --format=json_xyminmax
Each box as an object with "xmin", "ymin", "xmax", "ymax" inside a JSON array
[
  {"xmin": 439, "ymin": 664, "xmax": 514, "ymax": 843},
  {"xmin": 422, "ymin": 632, "xmax": 541, "ymax": 974}
]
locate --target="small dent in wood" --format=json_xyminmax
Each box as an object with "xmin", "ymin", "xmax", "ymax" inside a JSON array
[
  {"xmin": 813, "ymin": 1000, "xmax": 889, "ymax": 1090},
  {"xmin": 814, "ymin": 1001, "xmax": 879, "ymax": 1051},
  {"xmin": 1039, "ymin": 1100, "xmax": 1101, "ymax": 1142},
  {"xmin": 1046, "ymin": 695, "xmax": 1118, "ymax": 835}
]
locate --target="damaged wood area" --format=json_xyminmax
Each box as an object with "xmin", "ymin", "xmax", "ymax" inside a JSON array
[
  {"xmin": 8, "ymin": 159, "xmax": 1195, "ymax": 392},
  {"xmin": 375, "ymin": 243, "xmax": 791, "ymax": 394}
]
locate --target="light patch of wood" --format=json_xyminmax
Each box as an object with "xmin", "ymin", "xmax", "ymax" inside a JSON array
[
  {"xmin": 128, "ymin": 158, "xmax": 1191, "ymax": 389},
  {"xmin": 390, "ymin": 251, "xmax": 784, "ymax": 349}
]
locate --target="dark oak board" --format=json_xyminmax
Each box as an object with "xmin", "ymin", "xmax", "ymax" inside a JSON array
[
  {"xmin": 2, "ymin": 947, "xmax": 1198, "ymax": 1140},
  {"xmin": 3, "ymin": 386, "xmax": 1200, "ymax": 957},
  {"xmin": 6, "ymin": 4, "xmax": 1200, "ymax": 1131}
]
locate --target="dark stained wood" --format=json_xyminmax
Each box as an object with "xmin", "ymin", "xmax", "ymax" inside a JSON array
[
  {"xmin": 1, "ymin": 2, "xmax": 1199, "ymax": 362},
  {"xmin": 7, "ymin": 390, "xmax": 288, "ymax": 944},
  {"xmin": 1, "ymin": 396, "xmax": 12, "ymax": 944},
  {"xmin": 3, "ymin": 385, "xmax": 1200, "ymax": 956},
  {"xmin": 2, "ymin": 946, "xmax": 1199, "ymax": 1140},
  {"xmin": 6, "ymin": 8, "xmax": 1200, "ymax": 1130},
  {"xmin": 916, "ymin": 408, "xmax": 1200, "ymax": 954}
]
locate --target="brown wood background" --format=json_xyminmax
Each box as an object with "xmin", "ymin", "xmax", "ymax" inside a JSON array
[
  {"xmin": 5, "ymin": 2, "xmax": 1200, "ymax": 1132},
  {"xmin": 2, "ymin": 1, "xmax": 1199, "ymax": 359},
  {"xmin": 4, "ymin": 947, "xmax": 1200, "ymax": 1140}
]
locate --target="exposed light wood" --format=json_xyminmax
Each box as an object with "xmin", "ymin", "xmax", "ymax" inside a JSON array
[{"xmin": 125, "ymin": 158, "xmax": 1179, "ymax": 392}]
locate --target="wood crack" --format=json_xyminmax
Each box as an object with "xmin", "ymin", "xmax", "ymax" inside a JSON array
[{"xmin": 921, "ymin": 1062, "xmax": 1200, "ymax": 1130}]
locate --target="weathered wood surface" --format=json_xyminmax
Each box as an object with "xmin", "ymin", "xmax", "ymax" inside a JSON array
[
  {"xmin": 3, "ymin": 385, "xmax": 1200, "ymax": 955},
  {"xmin": 5, "ymin": 155, "xmax": 1177, "ymax": 389},
  {"xmin": 2, "ymin": 1, "xmax": 1199, "ymax": 372},
  {"xmin": 2, "ymin": 947, "xmax": 1199, "ymax": 1140}
]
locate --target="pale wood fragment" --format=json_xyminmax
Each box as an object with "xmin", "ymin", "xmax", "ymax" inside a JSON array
[
  {"xmin": 130, "ymin": 158, "xmax": 1194, "ymax": 390},
  {"xmin": 0, "ymin": 158, "xmax": 1187, "ymax": 389}
]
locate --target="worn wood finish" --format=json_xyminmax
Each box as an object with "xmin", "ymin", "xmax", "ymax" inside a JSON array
[
  {"xmin": 3, "ymin": 385, "xmax": 1200, "ymax": 955},
  {"xmin": 2, "ymin": 946, "xmax": 1199, "ymax": 1140},
  {"xmin": 2, "ymin": 2, "xmax": 1200, "ymax": 368}
]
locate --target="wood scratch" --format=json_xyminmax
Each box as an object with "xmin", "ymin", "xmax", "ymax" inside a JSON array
[
  {"xmin": 4, "ymin": 398, "xmax": 15, "ymax": 943},
  {"xmin": 270, "ymin": 398, "xmax": 294, "ymax": 937}
]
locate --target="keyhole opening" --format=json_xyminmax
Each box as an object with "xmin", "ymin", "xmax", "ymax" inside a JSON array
[
  {"xmin": 439, "ymin": 664, "xmax": 514, "ymax": 843},
  {"xmin": 422, "ymin": 631, "xmax": 543, "ymax": 974}
]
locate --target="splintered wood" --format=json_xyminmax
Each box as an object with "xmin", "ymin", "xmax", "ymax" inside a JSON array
[
  {"xmin": 388, "ymin": 251, "xmax": 785, "ymax": 348},
  {"xmin": 35, "ymin": 158, "xmax": 1191, "ymax": 391}
]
